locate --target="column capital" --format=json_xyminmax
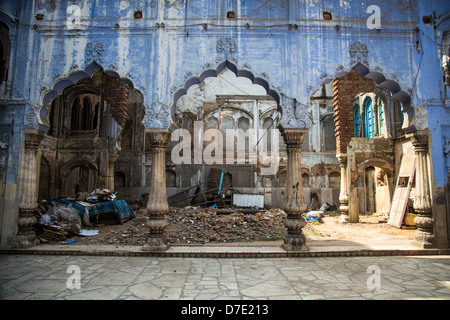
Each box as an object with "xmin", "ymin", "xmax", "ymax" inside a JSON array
[
  {"xmin": 23, "ymin": 129, "xmax": 45, "ymax": 152},
  {"xmin": 409, "ymin": 132, "xmax": 429, "ymax": 151},
  {"xmin": 145, "ymin": 128, "xmax": 171, "ymax": 145},
  {"xmin": 336, "ymin": 153, "xmax": 347, "ymax": 165},
  {"xmin": 280, "ymin": 128, "xmax": 307, "ymax": 147}
]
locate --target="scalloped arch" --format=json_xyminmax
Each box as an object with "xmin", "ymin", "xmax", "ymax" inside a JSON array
[
  {"xmin": 172, "ymin": 60, "xmax": 281, "ymax": 112},
  {"xmin": 41, "ymin": 61, "xmax": 136, "ymax": 105},
  {"xmin": 316, "ymin": 62, "xmax": 415, "ymax": 132},
  {"xmin": 318, "ymin": 63, "xmax": 412, "ymax": 107}
]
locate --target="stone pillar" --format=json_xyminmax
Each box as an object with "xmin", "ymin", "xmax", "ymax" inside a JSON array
[
  {"xmin": 337, "ymin": 154, "xmax": 349, "ymax": 222},
  {"xmin": 16, "ymin": 130, "xmax": 44, "ymax": 248},
  {"xmin": 143, "ymin": 129, "xmax": 171, "ymax": 251},
  {"xmin": 411, "ymin": 134, "xmax": 434, "ymax": 248},
  {"xmin": 281, "ymin": 128, "xmax": 308, "ymax": 251},
  {"xmin": 106, "ymin": 153, "xmax": 119, "ymax": 190}
]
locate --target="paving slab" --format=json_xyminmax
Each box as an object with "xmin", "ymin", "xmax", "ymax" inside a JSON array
[{"xmin": 0, "ymin": 253, "xmax": 449, "ymax": 302}]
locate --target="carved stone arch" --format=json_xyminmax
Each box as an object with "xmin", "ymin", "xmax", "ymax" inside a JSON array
[
  {"xmin": 314, "ymin": 62, "xmax": 414, "ymax": 134},
  {"xmin": 172, "ymin": 59, "xmax": 282, "ymax": 119},
  {"xmin": 63, "ymin": 84, "xmax": 101, "ymax": 107},
  {"xmin": 356, "ymin": 158, "xmax": 394, "ymax": 179},
  {"xmin": 237, "ymin": 114, "xmax": 252, "ymax": 130},
  {"xmin": 319, "ymin": 111, "xmax": 335, "ymax": 122},
  {"xmin": 60, "ymin": 159, "xmax": 98, "ymax": 176},
  {"xmin": 40, "ymin": 61, "xmax": 139, "ymax": 127},
  {"xmin": 59, "ymin": 159, "xmax": 99, "ymax": 197},
  {"xmin": 0, "ymin": 11, "xmax": 16, "ymax": 92},
  {"xmin": 328, "ymin": 170, "xmax": 341, "ymax": 188},
  {"xmin": 276, "ymin": 168, "xmax": 287, "ymax": 187},
  {"xmin": 260, "ymin": 107, "xmax": 278, "ymax": 121},
  {"xmin": 176, "ymin": 111, "xmax": 196, "ymax": 133},
  {"xmin": 181, "ymin": 110, "xmax": 196, "ymax": 120},
  {"xmin": 165, "ymin": 169, "xmax": 176, "ymax": 188},
  {"xmin": 203, "ymin": 104, "xmax": 254, "ymax": 121},
  {"xmin": 205, "ymin": 115, "xmax": 219, "ymax": 129}
]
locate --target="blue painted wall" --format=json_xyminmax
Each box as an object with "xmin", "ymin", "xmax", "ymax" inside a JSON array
[{"xmin": 0, "ymin": 0, "xmax": 449, "ymax": 185}]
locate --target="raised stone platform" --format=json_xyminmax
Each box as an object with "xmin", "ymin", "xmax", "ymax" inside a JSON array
[{"xmin": 1, "ymin": 239, "xmax": 449, "ymax": 258}]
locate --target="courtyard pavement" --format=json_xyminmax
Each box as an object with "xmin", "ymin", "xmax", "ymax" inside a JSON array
[{"xmin": 0, "ymin": 251, "xmax": 449, "ymax": 303}]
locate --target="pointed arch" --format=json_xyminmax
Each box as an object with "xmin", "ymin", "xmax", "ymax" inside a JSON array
[
  {"xmin": 40, "ymin": 62, "xmax": 139, "ymax": 127},
  {"xmin": 172, "ymin": 59, "xmax": 281, "ymax": 112},
  {"xmin": 317, "ymin": 63, "xmax": 414, "ymax": 132},
  {"xmin": 41, "ymin": 61, "xmax": 137, "ymax": 106},
  {"xmin": 363, "ymin": 97, "xmax": 375, "ymax": 138},
  {"xmin": 318, "ymin": 63, "xmax": 412, "ymax": 107}
]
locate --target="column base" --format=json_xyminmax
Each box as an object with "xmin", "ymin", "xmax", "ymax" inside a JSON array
[
  {"xmin": 412, "ymin": 231, "xmax": 435, "ymax": 249},
  {"xmin": 16, "ymin": 209, "xmax": 39, "ymax": 248},
  {"xmin": 142, "ymin": 236, "xmax": 170, "ymax": 251},
  {"xmin": 16, "ymin": 234, "xmax": 40, "ymax": 249},
  {"xmin": 282, "ymin": 234, "xmax": 309, "ymax": 251},
  {"xmin": 142, "ymin": 216, "xmax": 170, "ymax": 251},
  {"xmin": 338, "ymin": 214, "xmax": 349, "ymax": 223}
]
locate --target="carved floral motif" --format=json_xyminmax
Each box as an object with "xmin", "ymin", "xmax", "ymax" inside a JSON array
[
  {"xmin": 86, "ymin": 41, "xmax": 104, "ymax": 63},
  {"xmin": 349, "ymin": 41, "xmax": 369, "ymax": 66},
  {"xmin": 216, "ymin": 38, "xmax": 236, "ymax": 58}
]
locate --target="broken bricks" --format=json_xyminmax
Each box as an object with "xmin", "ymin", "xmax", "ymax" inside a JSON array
[{"xmin": 165, "ymin": 207, "xmax": 287, "ymax": 244}]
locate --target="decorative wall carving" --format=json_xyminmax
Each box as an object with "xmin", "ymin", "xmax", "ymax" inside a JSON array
[
  {"xmin": 86, "ymin": 41, "xmax": 104, "ymax": 64},
  {"xmin": 142, "ymin": 101, "xmax": 172, "ymax": 129},
  {"xmin": 25, "ymin": 105, "xmax": 40, "ymax": 129},
  {"xmin": 279, "ymin": 101, "xmax": 311, "ymax": 129},
  {"xmin": 216, "ymin": 38, "xmax": 236, "ymax": 58},
  {"xmin": 349, "ymin": 41, "xmax": 369, "ymax": 66}
]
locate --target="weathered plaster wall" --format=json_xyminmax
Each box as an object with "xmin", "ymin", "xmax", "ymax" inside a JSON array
[
  {"xmin": 1, "ymin": 0, "xmax": 450, "ymax": 247},
  {"xmin": 3, "ymin": 0, "xmax": 440, "ymax": 129}
]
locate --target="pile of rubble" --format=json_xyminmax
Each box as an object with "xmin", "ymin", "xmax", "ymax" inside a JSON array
[
  {"xmin": 165, "ymin": 207, "xmax": 287, "ymax": 244},
  {"xmin": 68, "ymin": 206, "xmax": 288, "ymax": 246}
]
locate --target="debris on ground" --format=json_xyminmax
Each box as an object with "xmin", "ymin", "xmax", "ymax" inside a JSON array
[
  {"xmin": 165, "ymin": 207, "xmax": 287, "ymax": 244},
  {"xmin": 34, "ymin": 189, "xmax": 136, "ymax": 244},
  {"xmin": 306, "ymin": 202, "xmax": 338, "ymax": 223},
  {"xmin": 58, "ymin": 206, "xmax": 288, "ymax": 246},
  {"xmin": 34, "ymin": 198, "xmax": 415, "ymax": 246}
]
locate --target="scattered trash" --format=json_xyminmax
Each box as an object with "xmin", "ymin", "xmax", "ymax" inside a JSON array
[
  {"xmin": 306, "ymin": 211, "xmax": 324, "ymax": 223},
  {"xmin": 86, "ymin": 189, "xmax": 117, "ymax": 203},
  {"xmin": 61, "ymin": 239, "xmax": 76, "ymax": 244},
  {"xmin": 305, "ymin": 202, "xmax": 337, "ymax": 223},
  {"xmin": 78, "ymin": 229, "xmax": 99, "ymax": 237},
  {"xmin": 233, "ymin": 194, "xmax": 264, "ymax": 208}
]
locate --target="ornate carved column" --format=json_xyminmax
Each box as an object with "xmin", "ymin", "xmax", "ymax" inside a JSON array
[
  {"xmin": 143, "ymin": 129, "xmax": 171, "ymax": 251},
  {"xmin": 337, "ymin": 154, "xmax": 349, "ymax": 222},
  {"xmin": 281, "ymin": 128, "xmax": 308, "ymax": 251},
  {"xmin": 411, "ymin": 134, "xmax": 434, "ymax": 248},
  {"xmin": 16, "ymin": 130, "xmax": 44, "ymax": 248}
]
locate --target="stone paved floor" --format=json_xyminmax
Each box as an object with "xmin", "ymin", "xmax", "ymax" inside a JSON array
[{"xmin": 0, "ymin": 254, "xmax": 449, "ymax": 301}]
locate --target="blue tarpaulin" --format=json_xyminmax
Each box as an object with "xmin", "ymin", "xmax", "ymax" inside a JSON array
[
  {"xmin": 47, "ymin": 199, "xmax": 135, "ymax": 224},
  {"xmin": 87, "ymin": 200, "xmax": 135, "ymax": 222}
]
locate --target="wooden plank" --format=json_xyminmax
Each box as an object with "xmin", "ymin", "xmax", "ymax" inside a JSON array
[{"xmin": 388, "ymin": 155, "xmax": 416, "ymax": 228}]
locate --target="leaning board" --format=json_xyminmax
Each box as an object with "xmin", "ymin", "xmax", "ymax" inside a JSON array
[{"xmin": 388, "ymin": 154, "xmax": 416, "ymax": 228}]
